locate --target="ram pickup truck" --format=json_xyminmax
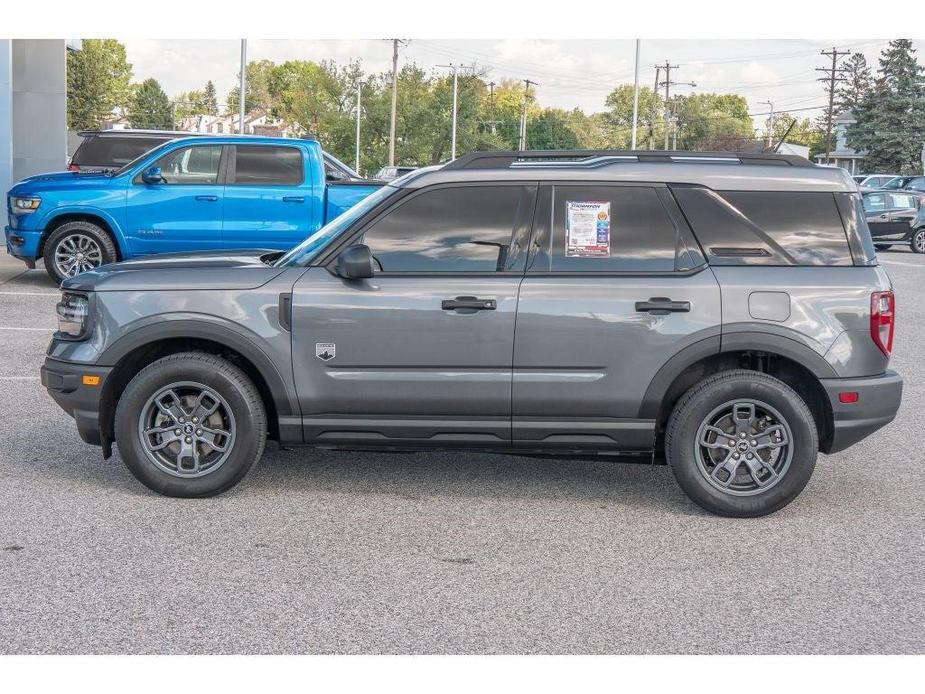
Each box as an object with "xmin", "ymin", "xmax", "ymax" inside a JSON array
[{"xmin": 5, "ymin": 135, "xmax": 382, "ymax": 282}]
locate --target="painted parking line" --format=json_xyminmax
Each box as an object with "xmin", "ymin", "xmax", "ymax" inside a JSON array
[
  {"xmin": 879, "ymin": 259, "xmax": 924, "ymax": 268},
  {"xmin": 0, "ymin": 326, "xmax": 54, "ymax": 331},
  {"xmin": 0, "ymin": 291, "xmax": 59, "ymax": 297}
]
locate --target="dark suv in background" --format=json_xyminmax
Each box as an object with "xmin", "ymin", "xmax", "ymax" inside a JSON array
[
  {"xmin": 42, "ymin": 150, "xmax": 902, "ymax": 517},
  {"xmin": 862, "ymin": 189, "xmax": 925, "ymax": 252}
]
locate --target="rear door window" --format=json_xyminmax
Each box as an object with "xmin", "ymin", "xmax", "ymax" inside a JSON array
[
  {"xmin": 232, "ymin": 145, "xmax": 303, "ymax": 185},
  {"xmin": 534, "ymin": 185, "xmax": 689, "ymax": 272},
  {"xmin": 888, "ymin": 193, "xmax": 917, "ymax": 210},
  {"xmin": 72, "ymin": 135, "xmax": 171, "ymax": 167}
]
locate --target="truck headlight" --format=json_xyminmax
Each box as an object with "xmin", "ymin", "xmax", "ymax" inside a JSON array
[
  {"xmin": 56, "ymin": 293, "xmax": 90, "ymax": 338},
  {"xmin": 10, "ymin": 196, "xmax": 41, "ymax": 213}
]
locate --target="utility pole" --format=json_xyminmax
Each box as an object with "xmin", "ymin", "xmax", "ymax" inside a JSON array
[
  {"xmin": 817, "ymin": 47, "xmax": 851, "ymax": 165},
  {"xmin": 631, "ymin": 39, "xmax": 641, "ymax": 150},
  {"xmin": 656, "ymin": 61, "xmax": 696, "ymax": 150},
  {"xmin": 487, "ymin": 81, "xmax": 499, "ymax": 135},
  {"xmin": 355, "ymin": 80, "xmax": 362, "ymax": 175},
  {"xmin": 759, "ymin": 100, "xmax": 775, "ymax": 148},
  {"xmin": 519, "ymin": 79, "xmax": 538, "ymax": 150},
  {"xmin": 238, "ymin": 39, "xmax": 247, "ymax": 134},
  {"xmin": 657, "ymin": 62, "xmax": 678, "ymax": 150},
  {"xmin": 387, "ymin": 39, "xmax": 407, "ymax": 167},
  {"xmin": 648, "ymin": 66, "xmax": 660, "ymax": 149}
]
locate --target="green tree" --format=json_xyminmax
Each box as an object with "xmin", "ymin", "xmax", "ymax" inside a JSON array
[
  {"xmin": 848, "ymin": 39, "xmax": 925, "ymax": 173},
  {"xmin": 66, "ymin": 39, "xmax": 132, "ymax": 129},
  {"xmin": 836, "ymin": 53, "xmax": 873, "ymax": 113},
  {"xmin": 173, "ymin": 90, "xmax": 205, "ymax": 120},
  {"xmin": 672, "ymin": 93, "xmax": 753, "ymax": 150},
  {"xmin": 604, "ymin": 85, "xmax": 662, "ymax": 148},
  {"xmin": 226, "ymin": 59, "xmax": 276, "ymax": 114},
  {"xmin": 130, "ymin": 78, "xmax": 173, "ymax": 129},
  {"xmin": 202, "ymin": 80, "xmax": 219, "ymax": 115},
  {"xmin": 527, "ymin": 109, "xmax": 579, "ymax": 150}
]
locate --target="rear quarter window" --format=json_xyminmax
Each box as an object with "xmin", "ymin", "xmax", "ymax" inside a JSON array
[{"xmin": 671, "ymin": 187, "xmax": 854, "ymax": 266}]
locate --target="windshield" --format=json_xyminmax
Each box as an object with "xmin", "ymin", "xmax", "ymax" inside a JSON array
[
  {"xmin": 323, "ymin": 152, "xmax": 361, "ymax": 179},
  {"xmin": 274, "ymin": 184, "xmax": 399, "ymax": 267}
]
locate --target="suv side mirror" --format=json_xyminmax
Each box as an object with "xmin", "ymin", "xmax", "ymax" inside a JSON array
[
  {"xmin": 336, "ymin": 244, "xmax": 375, "ymax": 280},
  {"xmin": 141, "ymin": 166, "xmax": 164, "ymax": 184}
]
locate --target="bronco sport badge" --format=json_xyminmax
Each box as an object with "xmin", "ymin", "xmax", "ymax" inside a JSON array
[{"xmin": 315, "ymin": 343, "xmax": 336, "ymax": 361}]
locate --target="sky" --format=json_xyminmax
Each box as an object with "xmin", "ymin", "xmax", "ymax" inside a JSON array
[{"xmin": 121, "ymin": 39, "xmax": 912, "ymax": 131}]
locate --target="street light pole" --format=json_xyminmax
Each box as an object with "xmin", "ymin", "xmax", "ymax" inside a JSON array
[
  {"xmin": 631, "ymin": 39, "xmax": 640, "ymax": 150},
  {"xmin": 760, "ymin": 100, "xmax": 775, "ymax": 148},
  {"xmin": 437, "ymin": 64, "xmax": 472, "ymax": 160},
  {"xmin": 355, "ymin": 80, "xmax": 362, "ymax": 174},
  {"xmin": 238, "ymin": 39, "xmax": 247, "ymax": 134}
]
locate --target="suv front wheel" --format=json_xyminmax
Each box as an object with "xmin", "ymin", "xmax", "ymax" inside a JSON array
[
  {"xmin": 665, "ymin": 370, "xmax": 817, "ymax": 517},
  {"xmin": 114, "ymin": 352, "xmax": 267, "ymax": 497}
]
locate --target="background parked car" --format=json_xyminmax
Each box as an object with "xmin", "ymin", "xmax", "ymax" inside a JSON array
[
  {"xmin": 880, "ymin": 175, "xmax": 925, "ymax": 192},
  {"xmin": 862, "ymin": 189, "xmax": 925, "ymax": 252},
  {"xmin": 374, "ymin": 165, "xmax": 416, "ymax": 181},
  {"xmin": 70, "ymin": 128, "xmax": 364, "ymax": 183},
  {"xmin": 855, "ymin": 174, "xmax": 901, "ymax": 188},
  {"xmin": 6, "ymin": 136, "xmax": 382, "ymax": 282},
  {"xmin": 69, "ymin": 129, "xmax": 194, "ymax": 172}
]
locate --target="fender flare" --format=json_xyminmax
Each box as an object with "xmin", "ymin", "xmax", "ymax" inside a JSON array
[
  {"xmin": 97, "ymin": 317, "xmax": 298, "ymax": 418},
  {"xmin": 38, "ymin": 207, "xmax": 128, "ymax": 257},
  {"xmin": 638, "ymin": 331, "xmax": 837, "ymax": 419}
]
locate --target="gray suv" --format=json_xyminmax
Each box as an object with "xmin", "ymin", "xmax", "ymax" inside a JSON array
[{"xmin": 41, "ymin": 150, "xmax": 903, "ymax": 517}]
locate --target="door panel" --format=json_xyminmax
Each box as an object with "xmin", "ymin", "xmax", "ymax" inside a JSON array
[
  {"xmin": 222, "ymin": 144, "xmax": 316, "ymax": 250},
  {"xmin": 511, "ymin": 182, "xmax": 722, "ymax": 451},
  {"xmin": 124, "ymin": 144, "xmax": 225, "ymax": 255},
  {"xmin": 863, "ymin": 192, "xmax": 891, "ymax": 241},
  {"xmin": 512, "ymin": 272, "xmax": 721, "ymax": 449},
  {"xmin": 290, "ymin": 270, "xmax": 521, "ymax": 444},
  {"xmin": 289, "ymin": 183, "xmax": 538, "ymax": 447}
]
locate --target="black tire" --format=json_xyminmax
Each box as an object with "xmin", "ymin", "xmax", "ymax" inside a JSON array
[
  {"xmin": 874, "ymin": 243, "xmax": 893, "ymax": 251},
  {"xmin": 42, "ymin": 220, "xmax": 117, "ymax": 284},
  {"xmin": 910, "ymin": 229, "xmax": 925, "ymax": 254},
  {"xmin": 114, "ymin": 352, "xmax": 266, "ymax": 497},
  {"xmin": 664, "ymin": 369, "xmax": 817, "ymax": 518}
]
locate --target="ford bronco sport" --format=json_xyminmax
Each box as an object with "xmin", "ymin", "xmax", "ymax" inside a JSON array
[{"xmin": 41, "ymin": 150, "xmax": 903, "ymax": 517}]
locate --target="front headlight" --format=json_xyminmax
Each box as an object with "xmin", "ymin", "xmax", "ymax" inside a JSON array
[
  {"xmin": 10, "ymin": 196, "xmax": 41, "ymax": 213},
  {"xmin": 56, "ymin": 293, "xmax": 89, "ymax": 338}
]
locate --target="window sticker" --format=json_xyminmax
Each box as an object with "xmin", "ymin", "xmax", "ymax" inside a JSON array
[{"xmin": 566, "ymin": 200, "xmax": 611, "ymax": 257}]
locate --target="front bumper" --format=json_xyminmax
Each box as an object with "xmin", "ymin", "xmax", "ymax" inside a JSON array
[
  {"xmin": 4, "ymin": 225, "xmax": 41, "ymax": 267},
  {"xmin": 821, "ymin": 369, "xmax": 903, "ymax": 453},
  {"xmin": 41, "ymin": 357, "xmax": 112, "ymax": 447}
]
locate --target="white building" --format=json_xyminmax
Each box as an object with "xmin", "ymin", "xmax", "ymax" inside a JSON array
[{"xmin": 814, "ymin": 111, "xmax": 865, "ymax": 174}]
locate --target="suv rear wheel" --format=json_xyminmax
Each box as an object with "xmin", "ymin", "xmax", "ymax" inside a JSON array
[
  {"xmin": 114, "ymin": 352, "xmax": 267, "ymax": 497},
  {"xmin": 665, "ymin": 370, "xmax": 817, "ymax": 517},
  {"xmin": 43, "ymin": 220, "xmax": 117, "ymax": 284}
]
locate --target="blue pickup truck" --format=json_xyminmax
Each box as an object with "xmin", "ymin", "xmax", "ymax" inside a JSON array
[{"xmin": 5, "ymin": 135, "xmax": 382, "ymax": 282}]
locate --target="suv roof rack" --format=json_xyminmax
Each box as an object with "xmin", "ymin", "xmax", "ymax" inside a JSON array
[{"xmin": 442, "ymin": 150, "xmax": 814, "ymax": 170}]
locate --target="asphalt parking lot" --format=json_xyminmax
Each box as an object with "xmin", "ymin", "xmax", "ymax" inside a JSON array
[{"xmin": 0, "ymin": 250, "xmax": 922, "ymax": 655}]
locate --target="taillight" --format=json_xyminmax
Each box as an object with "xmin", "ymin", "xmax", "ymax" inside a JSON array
[
  {"xmin": 870, "ymin": 290, "xmax": 895, "ymax": 357},
  {"xmin": 67, "ymin": 164, "xmax": 79, "ymax": 172}
]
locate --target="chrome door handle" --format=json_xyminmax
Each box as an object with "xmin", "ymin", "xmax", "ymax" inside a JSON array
[
  {"xmin": 195, "ymin": 195, "xmax": 219, "ymax": 202},
  {"xmin": 283, "ymin": 196, "xmax": 305, "ymax": 203}
]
